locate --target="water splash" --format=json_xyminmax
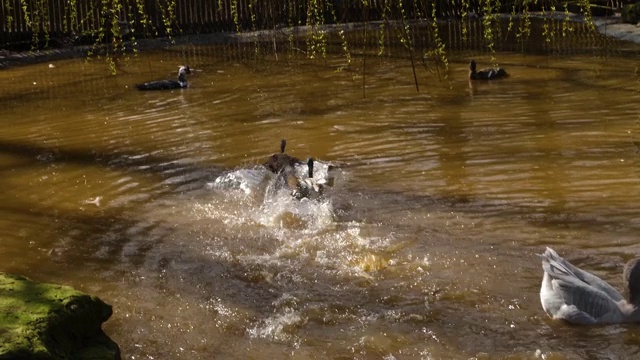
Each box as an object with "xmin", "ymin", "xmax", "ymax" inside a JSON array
[
  {"xmin": 247, "ymin": 294, "xmax": 305, "ymax": 343},
  {"xmin": 207, "ymin": 167, "xmax": 269, "ymax": 196}
]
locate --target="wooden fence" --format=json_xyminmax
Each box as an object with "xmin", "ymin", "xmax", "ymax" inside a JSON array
[
  {"xmin": 0, "ymin": 0, "xmax": 504, "ymax": 47},
  {"xmin": 0, "ymin": 0, "xmax": 625, "ymax": 50}
]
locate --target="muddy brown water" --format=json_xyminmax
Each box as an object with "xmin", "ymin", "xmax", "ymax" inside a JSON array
[{"xmin": 2, "ymin": 28, "xmax": 640, "ymax": 359}]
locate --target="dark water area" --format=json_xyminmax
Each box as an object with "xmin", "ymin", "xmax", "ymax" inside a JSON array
[{"xmin": 2, "ymin": 18, "xmax": 640, "ymax": 359}]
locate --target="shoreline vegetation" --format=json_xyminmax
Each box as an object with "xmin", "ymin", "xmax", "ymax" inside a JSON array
[{"xmin": 1, "ymin": 12, "xmax": 639, "ymax": 70}]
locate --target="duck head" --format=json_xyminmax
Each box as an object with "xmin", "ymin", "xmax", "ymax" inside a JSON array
[
  {"xmin": 624, "ymin": 258, "xmax": 640, "ymax": 305},
  {"xmin": 469, "ymin": 60, "xmax": 478, "ymax": 80},
  {"xmin": 178, "ymin": 66, "xmax": 191, "ymax": 86}
]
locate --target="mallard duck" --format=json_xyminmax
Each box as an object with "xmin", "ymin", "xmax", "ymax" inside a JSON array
[
  {"xmin": 540, "ymin": 247, "xmax": 640, "ymax": 324},
  {"xmin": 287, "ymin": 158, "xmax": 324, "ymax": 199},
  {"xmin": 263, "ymin": 139, "xmax": 302, "ymax": 174},
  {"xmin": 469, "ymin": 60, "xmax": 508, "ymax": 80},
  {"xmin": 136, "ymin": 66, "xmax": 191, "ymax": 90}
]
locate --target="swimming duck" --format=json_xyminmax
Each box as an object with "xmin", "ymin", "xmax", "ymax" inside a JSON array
[
  {"xmin": 469, "ymin": 60, "xmax": 508, "ymax": 80},
  {"xmin": 287, "ymin": 158, "xmax": 324, "ymax": 200},
  {"xmin": 263, "ymin": 139, "xmax": 302, "ymax": 174},
  {"xmin": 540, "ymin": 247, "xmax": 640, "ymax": 324},
  {"xmin": 136, "ymin": 66, "xmax": 191, "ymax": 90}
]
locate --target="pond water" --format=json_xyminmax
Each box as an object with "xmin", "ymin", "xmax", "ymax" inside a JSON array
[{"xmin": 3, "ymin": 22, "xmax": 640, "ymax": 359}]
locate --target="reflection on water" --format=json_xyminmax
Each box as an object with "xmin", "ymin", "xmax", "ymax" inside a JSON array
[{"xmin": 3, "ymin": 23, "xmax": 640, "ymax": 359}]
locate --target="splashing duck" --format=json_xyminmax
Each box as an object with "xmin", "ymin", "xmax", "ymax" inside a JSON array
[
  {"xmin": 286, "ymin": 158, "xmax": 324, "ymax": 200},
  {"xmin": 540, "ymin": 247, "xmax": 640, "ymax": 324},
  {"xmin": 263, "ymin": 139, "xmax": 303, "ymax": 174},
  {"xmin": 469, "ymin": 60, "xmax": 508, "ymax": 80},
  {"xmin": 136, "ymin": 66, "xmax": 192, "ymax": 90}
]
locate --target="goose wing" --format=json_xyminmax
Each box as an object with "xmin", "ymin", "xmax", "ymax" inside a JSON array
[
  {"xmin": 550, "ymin": 274, "xmax": 622, "ymax": 324},
  {"xmin": 543, "ymin": 247, "xmax": 624, "ymax": 302},
  {"xmin": 486, "ymin": 69, "xmax": 498, "ymax": 79},
  {"xmin": 542, "ymin": 251, "xmax": 623, "ymax": 323},
  {"xmin": 263, "ymin": 153, "xmax": 302, "ymax": 174}
]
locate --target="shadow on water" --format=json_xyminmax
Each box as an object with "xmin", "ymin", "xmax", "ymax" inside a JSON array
[{"xmin": 0, "ymin": 138, "xmax": 224, "ymax": 178}]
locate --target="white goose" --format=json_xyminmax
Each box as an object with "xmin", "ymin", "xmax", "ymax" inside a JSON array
[{"xmin": 540, "ymin": 247, "xmax": 640, "ymax": 324}]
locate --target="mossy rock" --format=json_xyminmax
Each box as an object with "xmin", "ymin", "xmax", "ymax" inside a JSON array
[
  {"xmin": 622, "ymin": 3, "xmax": 640, "ymax": 24},
  {"xmin": 0, "ymin": 273, "xmax": 120, "ymax": 360}
]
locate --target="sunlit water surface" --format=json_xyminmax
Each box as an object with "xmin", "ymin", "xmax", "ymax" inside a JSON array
[{"xmin": 2, "ymin": 34, "xmax": 640, "ymax": 360}]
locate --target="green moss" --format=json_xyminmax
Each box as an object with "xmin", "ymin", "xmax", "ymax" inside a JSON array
[{"xmin": 0, "ymin": 273, "xmax": 119, "ymax": 360}]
